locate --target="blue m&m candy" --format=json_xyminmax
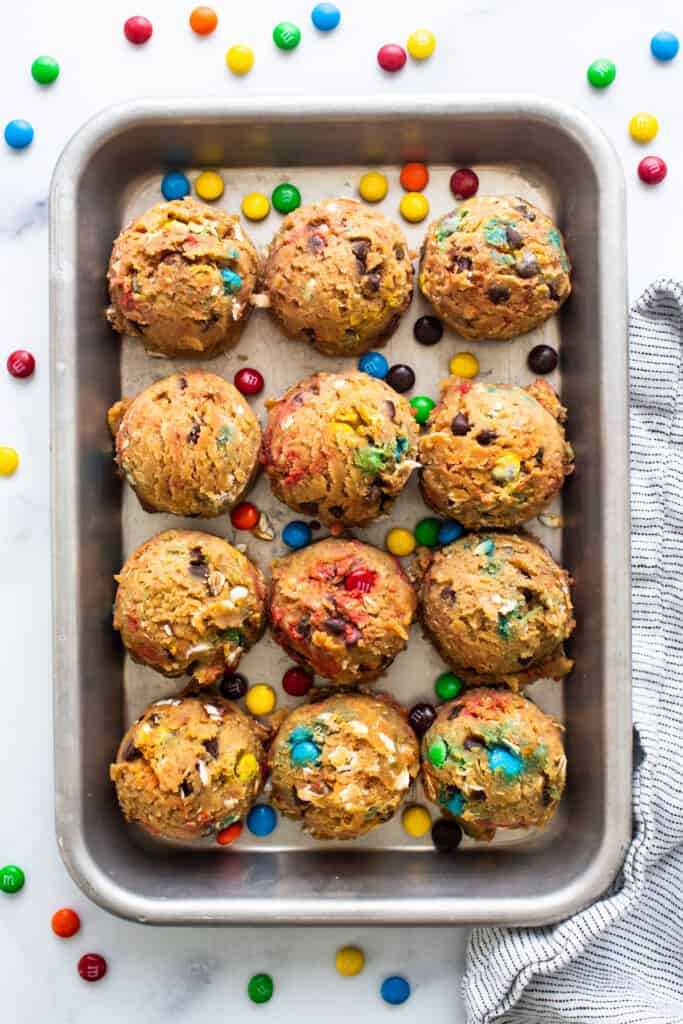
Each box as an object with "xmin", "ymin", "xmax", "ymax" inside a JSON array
[
  {"xmin": 161, "ymin": 171, "xmax": 190, "ymax": 200},
  {"xmin": 4, "ymin": 119, "xmax": 34, "ymax": 150},
  {"xmin": 444, "ymin": 790, "xmax": 465, "ymax": 815},
  {"xmin": 311, "ymin": 3, "xmax": 341, "ymax": 31},
  {"xmin": 283, "ymin": 521, "xmax": 312, "ymax": 549},
  {"xmin": 437, "ymin": 520, "xmax": 463, "ymax": 545},
  {"xmin": 291, "ymin": 740, "xmax": 320, "ymax": 766},
  {"xmin": 488, "ymin": 746, "xmax": 524, "ymax": 778},
  {"xmin": 221, "ymin": 268, "xmax": 242, "ymax": 294},
  {"xmin": 358, "ymin": 351, "xmax": 389, "ymax": 379},
  {"xmin": 651, "ymin": 31, "xmax": 679, "ymax": 61},
  {"xmin": 246, "ymin": 804, "xmax": 278, "ymax": 837},
  {"xmin": 381, "ymin": 976, "xmax": 411, "ymax": 1005}
]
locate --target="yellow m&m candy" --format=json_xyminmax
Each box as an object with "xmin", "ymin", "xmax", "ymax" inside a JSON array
[
  {"xmin": 358, "ymin": 171, "xmax": 388, "ymax": 203},
  {"xmin": 195, "ymin": 171, "xmax": 224, "ymax": 201},
  {"xmin": 245, "ymin": 684, "xmax": 275, "ymax": 716},
  {"xmin": 449, "ymin": 351, "xmax": 480, "ymax": 378},
  {"xmin": 0, "ymin": 447, "xmax": 19, "ymax": 476},
  {"xmin": 335, "ymin": 946, "xmax": 365, "ymax": 977},
  {"xmin": 236, "ymin": 753, "xmax": 258, "ymax": 780},
  {"xmin": 629, "ymin": 112, "xmax": 659, "ymax": 143},
  {"xmin": 399, "ymin": 191, "xmax": 429, "ymax": 223},
  {"xmin": 407, "ymin": 28, "xmax": 436, "ymax": 60},
  {"xmin": 386, "ymin": 527, "xmax": 416, "ymax": 557},
  {"xmin": 226, "ymin": 45, "xmax": 254, "ymax": 75},
  {"xmin": 402, "ymin": 805, "xmax": 432, "ymax": 837},
  {"xmin": 241, "ymin": 192, "xmax": 270, "ymax": 221}
]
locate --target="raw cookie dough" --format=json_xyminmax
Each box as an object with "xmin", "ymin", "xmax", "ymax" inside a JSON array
[
  {"xmin": 108, "ymin": 370, "xmax": 261, "ymax": 517},
  {"xmin": 261, "ymin": 370, "xmax": 420, "ymax": 527},
  {"xmin": 262, "ymin": 197, "xmax": 413, "ymax": 356},
  {"xmin": 419, "ymin": 377, "xmax": 574, "ymax": 527},
  {"xmin": 106, "ymin": 197, "xmax": 259, "ymax": 358},
  {"xmin": 416, "ymin": 531, "xmax": 574, "ymax": 689},
  {"xmin": 269, "ymin": 538, "xmax": 416, "ymax": 685},
  {"xmin": 111, "ymin": 695, "xmax": 267, "ymax": 841},
  {"xmin": 269, "ymin": 692, "xmax": 419, "ymax": 839},
  {"xmin": 113, "ymin": 530, "xmax": 266, "ymax": 686},
  {"xmin": 419, "ymin": 195, "xmax": 571, "ymax": 340},
  {"xmin": 421, "ymin": 687, "xmax": 566, "ymax": 840}
]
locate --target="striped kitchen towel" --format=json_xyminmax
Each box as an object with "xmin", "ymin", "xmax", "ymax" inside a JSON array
[{"xmin": 464, "ymin": 279, "xmax": 683, "ymax": 1024}]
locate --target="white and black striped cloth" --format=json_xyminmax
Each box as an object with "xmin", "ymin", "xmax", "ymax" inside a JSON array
[{"xmin": 464, "ymin": 280, "xmax": 683, "ymax": 1024}]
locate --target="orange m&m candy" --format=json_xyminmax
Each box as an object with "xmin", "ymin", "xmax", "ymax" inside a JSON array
[
  {"xmin": 189, "ymin": 6, "xmax": 218, "ymax": 35},
  {"xmin": 400, "ymin": 162, "xmax": 429, "ymax": 191},
  {"xmin": 51, "ymin": 907, "xmax": 81, "ymax": 938}
]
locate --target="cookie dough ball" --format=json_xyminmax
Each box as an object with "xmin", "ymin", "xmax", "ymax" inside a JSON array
[
  {"xmin": 106, "ymin": 198, "xmax": 259, "ymax": 358},
  {"xmin": 421, "ymin": 687, "xmax": 566, "ymax": 840},
  {"xmin": 108, "ymin": 371, "xmax": 261, "ymax": 517},
  {"xmin": 261, "ymin": 371, "xmax": 419, "ymax": 526},
  {"xmin": 269, "ymin": 538, "xmax": 416, "ymax": 685},
  {"xmin": 111, "ymin": 695, "xmax": 267, "ymax": 841},
  {"xmin": 269, "ymin": 693, "xmax": 419, "ymax": 839},
  {"xmin": 262, "ymin": 198, "xmax": 413, "ymax": 356},
  {"xmin": 113, "ymin": 530, "xmax": 266, "ymax": 686},
  {"xmin": 419, "ymin": 378, "xmax": 574, "ymax": 527},
  {"xmin": 419, "ymin": 195, "xmax": 571, "ymax": 340},
  {"xmin": 418, "ymin": 531, "xmax": 574, "ymax": 688}
]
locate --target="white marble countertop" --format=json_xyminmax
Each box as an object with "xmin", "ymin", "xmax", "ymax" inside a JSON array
[{"xmin": 0, "ymin": 0, "xmax": 677, "ymax": 1019}]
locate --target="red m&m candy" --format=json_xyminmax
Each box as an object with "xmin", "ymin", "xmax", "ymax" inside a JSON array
[
  {"xmin": 7, "ymin": 350, "xmax": 35, "ymax": 378},
  {"xmin": 217, "ymin": 822, "xmax": 243, "ymax": 845},
  {"xmin": 78, "ymin": 953, "xmax": 107, "ymax": 982},
  {"xmin": 282, "ymin": 666, "xmax": 313, "ymax": 696},
  {"xmin": 124, "ymin": 16, "xmax": 153, "ymax": 44},
  {"xmin": 638, "ymin": 155, "xmax": 667, "ymax": 185},
  {"xmin": 344, "ymin": 568, "xmax": 376, "ymax": 594},
  {"xmin": 378, "ymin": 44, "xmax": 407, "ymax": 72},
  {"xmin": 450, "ymin": 168, "xmax": 479, "ymax": 199},
  {"xmin": 234, "ymin": 367, "xmax": 264, "ymax": 395},
  {"xmin": 52, "ymin": 907, "xmax": 81, "ymax": 938},
  {"xmin": 230, "ymin": 502, "xmax": 259, "ymax": 530}
]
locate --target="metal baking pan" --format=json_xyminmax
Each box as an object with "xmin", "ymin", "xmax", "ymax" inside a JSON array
[{"xmin": 50, "ymin": 96, "xmax": 631, "ymax": 925}]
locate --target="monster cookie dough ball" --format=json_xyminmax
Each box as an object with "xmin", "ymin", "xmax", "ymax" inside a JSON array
[
  {"xmin": 113, "ymin": 530, "xmax": 266, "ymax": 686},
  {"xmin": 261, "ymin": 370, "xmax": 419, "ymax": 527},
  {"xmin": 419, "ymin": 195, "xmax": 571, "ymax": 340},
  {"xmin": 262, "ymin": 198, "xmax": 413, "ymax": 356},
  {"xmin": 108, "ymin": 371, "xmax": 261, "ymax": 517},
  {"xmin": 269, "ymin": 538, "xmax": 416, "ymax": 685},
  {"xmin": 421, "ymin": 687, "xmax": 566, "ymax": 840},
  {"xmin": 111, "ymin": 695, "xmax": 267, "ymax": 841},
  {"xmin": 419, "ymin": 377, "xmax": 574, "ymax": 527},
  {"xmin": 418, "ymin": 531, "xmax": 574, "ymax": 688},
  {"xmin": 106, "ymin": 198, "xmax": 259, "ymax": 358},
  {"xmin": 269, "ymin": 693, "xmax": 419, "ymax": 839}
]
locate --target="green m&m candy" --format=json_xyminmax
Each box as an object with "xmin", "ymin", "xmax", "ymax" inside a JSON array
[
  {"xmin": 434, "ymin": 672, "xmax": 463, "ymax": 701},
  {"xmin": 410, "ymin": 395, "xmax": 436, "ymax": 425},
  {"xmin": 248, "ymin": 972, "xmax": 274, "ymax": 1004},
  {"xmin": 0, "ymin": 865, "xmax": 25, "ymax": 893},
  {"xmin": 273, "ymin": 21, "xmax": 301, "ymax": 50},
  {"xmin": 31, "ymin": 55, "xmax": 60, "ymax": 84},
  {"xmin": 414, "ymin": 517, "xmax": 441, "ymax": 548},
  {"xmin": 587, "ymin": 58, "xmax": 616, "ymax": 89},
  {"xmin": 428, "ymin": 736, "xmax": 447, "ymax": 768},
  {"xmin": 272, "ymin": 182, "xmax": 301, "ymax": 214}
]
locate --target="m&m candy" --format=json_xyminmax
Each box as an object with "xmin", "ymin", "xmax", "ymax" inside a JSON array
[
  {"xmin": 247, "ymin": 804, "xmax": 277, "ymax": 836},
  {"xmin": 386, "ymin": 527, "xmax": 415, "ymax": 557},
  {"xmin": 431, "ymin": 818, "xmax": 463, "ymax": 852},
  {"xmin": 226, "ymin": 45, "xmax": 254, "ymax": 75},
  {"xmin": 402, "ymin": 805, "xmax": 432, "ymax": 837},
  {"xmin": 31, "ymin": 55, "xmax": 59, "ymax": 84},
  {"xmin": 283, "ymin": 521, "xmax": 312, "ymax": 549},
  {"xmin": 335, "ymin": 946, "xmax": 365, "ymax": 976},
  {"xmin": 241, "ymin": 192, "xmax": 270, "ymax": 221},
  {"xmin": 273, "ymin": 21, "xmax": 301, "ymax": 50},
  {"xmin": 345, "ymin": 568, "xmax": 376, "ymax": 593},
  {"xmin": 248, "ymin": 973, "xmax": 274, "ymax": 1004},
  {"xmin": 358, "ymin": 351, "xmax": 389, "ymax": 378},
  {"xmin": 51, "ymin": 908, "xmax": 81, "ymax": 938},
  {"xmin": 161, "ymin": 171, "xmax": 190, "ymax": 200},
  {"xmin": 220, "ymin": 672, "xmax": 248, "ymax": 700},
  {"xmin": 221, "ymin": 268, "xmax": 241, "ymax": 294},
  {"xmin": 291, "ymin": 740, "xmax": 320, "ymax": 766},
  {"xmin": 231, "ymin": 502, "xmax": 259, "ymax": 530},
  {"xmin": 437, "ymin": 520, "xmax": 463, "ymax": 545},
  {"xmin": 124, "ymin": 16, "xmax": 153, "ymax": 45},
  {"xmin": 414, "ymin": 517, "xmax": 440, "ymax": 547},
  {"xmin": 216, "ymin": 822, "xmax": 243, "ymax": 845},
  {"xmin": 245, "ymin": 684, "xmax": 276, "ymax": 716},
  {"xmin": 407, "ymin": 28, "xmax": 436, "ymax": 60},
  {"xmin": 408, "ymin": 702, "xmax": 436, "ymax": 735},
  {"xmin": 400, "ymin": 162, "xmax": 429, "ymax": 191},
  {"xmin": 358, "ymin": 171, "xmax": 388, "ymax": 202},
  {"xmin": 195, "ymin": 170, "xmax": 224, "ymax": 200},
  {"xmin": 282, "ymin": 666, "xmax": 313, "ymax": 696},
  {"xmin": 488, "ymin": 745, "xmax": 524, "ymax": 778},
  {"xmin": 0, "ymin": 447, "xmax": 19, "ymax": 476},
  {"xmin": 587, "ymin": 58, "xmax": 616, "ymax": 88},
  {"xmin": 450, "ymin": 167, "xmax": 479, "ymax": 199},
  {"xmin": 234, "ymin": 367, "xmax": 264, "ymax": 395},
  {"xmin": 78, "ymin": 954, "xmax": 107, "ymax": 982},
  {"xmin": 381, "ymin": 976, "xmax": 411, "ymax": 1006},
  {"xmin": 427, "ymin": 736, "xmax": 447, "ymax": 767},
  {"xmin": 629, "ymin": 112, "xmax": 658, "ymax": 143},
  {"xmin": 435, "ymin": 671, "xmax": 462, "ymax": 701},
  {"xmin": 413, "ymin": 315, "xmax": 443, "ymax": 345},
  {"xmin": 236, "ymin": 753, "xmax": 259, "ymax": 780},
  {"xmin": 400, "ymin": 192, "xmax": 429, "ymax": 222},
  {"xmin": 272, "ymin": 182, "xmax": 301, "ymax": 213},
  {"xmin": 528, "ymin": 344, "xmax": 558, "ymax": 374},
  {"xmin": 386, "ymin": 363, "xmax": 415, "ymax": 393},
  {"xmin": 377, "ymin": 44, "xmax": 406, "ymax": 72},
  {"xmin": 4, "ymin": 119, "xmax": 33, "ymax": 150},
  {"xmin": 7, "ymin": 350, "xmax": 35, "ymax": 378},
  {"xmin": 0, "ymin": 865, "xmax": 25, "ymax": 893},
  {"xmin": 650, "ymin": 31, "xmax": 679, "ymax": 61},
  {"xmin": 638, "ymin": 155, "xmax": 667, "ymax": 185},
  {"xmin": 410, "ymin": 395, "xmax": 435, "ymax": 424},
  {"xmin": 311, "ymin": 3, "xmax": 341, "ymax": 31},
  {"xmin": 189, "ymin": 6, "xmax": 218, "ymax": 35},
  {"xmin": 450, "ymin": 351, "xmax": 479, "ymax": 378}
]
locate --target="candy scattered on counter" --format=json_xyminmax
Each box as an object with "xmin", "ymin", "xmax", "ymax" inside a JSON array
[
  {"xmin": 629, "ymin": 111, "xmax": 659, "ymax": 143},
  {"xmin": 7, "ymin": 349, "xmax": 35, "ymax": 378},
  {"xmin": 241, "ymin": 191, "xmax": 270, "ymax": 220},
  {"xmin": 386, "ymin": 527, "xmax": 415, "ymax": 557},
  {"xmin": 189, "ymin": 6, "xmax": 218, "ymax": 35},
  {"xmin": 410, "ymin": 395, "xmax": 436, "ymax": 424},
  {"xmin": 413, "ymin": 315, "xmax": 443, "ymax": 345},
  {"xmin": 283, "ymin": 520, "xmax": 312, "ymax": 549},
  {"xmin": 357, "ymin": 350, "xmax": 389, "ymax": 378},
  {"xmin": 638, "ymin": 154, "xmax": 667, "ymax": 184},
  {"xmin": 77, "ymin": 953, "xmax": 107, "ymax": 982},
  {"xmin": 386, "ymin": 363, "xmax": 415, "ymax": 393},
  {"xmin": 414, "ymin": 517, "xmax": 440, "ymax": 548},
  {"xmin": 408, "ymin": 701, "xmax": 436, "ymax": 735},
  {"xmin": 226, "ymin": 44, "xmax": 254, "ymax": 75},
  {"xmin": 587, "ymin": 57, "xmax": 616, "ymax": 88},
  {"xmin": 4, "ymin": 119, "xmax": 33, "ymax": 150},
  {"xmin": 246, "ymin": 684, "xmax": 276, "ymax": 716},
  {"xmin": 312, "ymin": 3, "xmax": 341, "ymax": 32},
  {"xmin": 400, "ymin": 161, "xmax": 429, "ymax": 191},
  {"xmin": 231, "ymin": 502, "xmax": 259, "ymax": 530},
  {"xmin": 431, "ymin": 818, "xmax": 463, "ymax": 852},
  {"xmin": 161, "ymin": 171, "xmax": 190, "ymax": 200},
  {"xmin": 402, "ymin": 804, "xmax": 432, "ymax": 837},
  {"xmin": 650, "ymin": 30, "xmax": 679, "ymax": 62},
  {"xmin": 273, "ymin": 21, "xmax": 301, "ymax": 50},
  {"xmin": 123, "ymin": 15, "xmax": 153, "ymax": 45},
  {"xmin": 0, "ymin": 864, "xmax": 25, "ymax": 893},
  {"xmin": 434, "ymin": 671, "xmax": 463, "ymax": 701},
  {"xmin": 377, "ymin": 43, "xmax": 406, "ymax": 73},
  {"xmin": 527, "ymin": 343, "xmax": 558, "ymax": 374},
  {"xmin": 219, "ymin": 672, "xmax": 249, "ymax": 700},
  {"xmin": 449, "ymin": 167, "xmax": 479, "ymax": 199},
  {"xmin": 247, "ymin": 804, "xmax": 277, "ymax": 836},
  {"xmin": 0, "ymin": 447, "xmax": 19, "ymax": 477},
  {"xmin": 282, "ymin": 665, "xmax": 313, "ymax": 696},
  {"xmin": 335, "ymin": 945, "xmax": 365, "ymax": 976},
  {"xmin": 51, "ymin": 908, "xmax": 81, "ymax": 938},
  {"xmin": 216, "ymin": 822, "xmax": 243, "ymax": 845},
  {"xmin": 449, "ymin": 351, "xmax": 479, "ymax": 379},
  {"xmin": 358, "ymin": 170, "xmax": 388, "ymax": 202},
  {"xmin": 406, "ymin": 28, "xmax": 436, "ymax": 61},
  {"xmin": 381, "ymin": 975, "xmax": 411, "ymax": 1005},
  {"xmin": 248, "ymin": 972, "xmax": 274, "ymax": 1004},
  {"xmin": 399, "ymin": 191, "xmax": 429, "ymax": 222},
  {"xmin": 31, "ymin": 55, "xmax": 59, "ymax": 85},
  {"xmin": 234, "ymin": 367, "xmax": 264, "ymax": 395},
  {"xmin": 195, "ymin": 170, "xmax": 224, "ymax": 200},
  {"xmin": 272, "ymin": 182, "xmax": 301, "ymax": 213},
  {"xmin": 437, "ymin": 519, "xmax": 463, "ymax": 545}
]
